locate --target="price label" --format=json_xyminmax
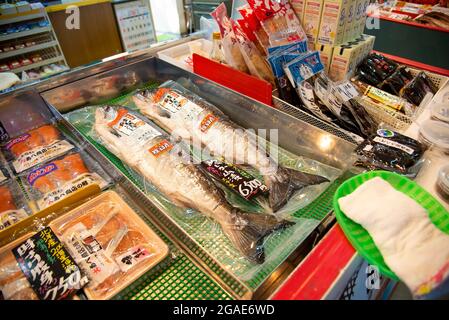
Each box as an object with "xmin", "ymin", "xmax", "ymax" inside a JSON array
[{"xmin": 335, "ymin": 81, "xmax": 359, "ymax": 102}]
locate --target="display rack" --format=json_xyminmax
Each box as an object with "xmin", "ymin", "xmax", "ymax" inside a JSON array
[{"xmin": 0, "ymin": 5, "xmax": 68, "ymax": 82}]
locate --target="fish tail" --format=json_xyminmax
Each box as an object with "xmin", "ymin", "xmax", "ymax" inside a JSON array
[
  {"xmin": 267, "ymin": 167, "xmax": 329, "ymax": 212},
  {"xmin": 225, "ymin": 211, "xmax": 294, "ymax": 264}
]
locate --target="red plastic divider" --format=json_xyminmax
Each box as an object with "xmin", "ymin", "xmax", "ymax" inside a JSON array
[{"xmin": 192, "ymin": 53, "xmax": 273, "ymax": 106}]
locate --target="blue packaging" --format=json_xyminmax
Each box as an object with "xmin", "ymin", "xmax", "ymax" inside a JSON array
[{"xmin": 283, "ymin": 51, "xmax": 324, "ymax": 87}]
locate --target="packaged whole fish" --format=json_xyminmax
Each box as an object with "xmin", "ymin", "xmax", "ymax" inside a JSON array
[
  {"xmin": 133, "ymin": 81, "xmax": 329, "ymax": 212},
  {"xmin": 0, "ymin": 180, "xmax": 29, "ymax": 231},
  {"xmin": 94, "ymin": 106, "xmax": 294, "ymax": 264}
]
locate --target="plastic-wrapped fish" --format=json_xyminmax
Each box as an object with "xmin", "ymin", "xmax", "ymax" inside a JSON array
[
  {"xmin": 94, "ymin": 106, "xmax": 294, "ymax": 264},
  {"xmin": 133, "ymin": 81, "xmax": 329, "ymax": 212}
]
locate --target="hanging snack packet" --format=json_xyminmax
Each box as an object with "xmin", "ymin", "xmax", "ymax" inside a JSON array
[
  {"xmin": 284, "ymin": 51, "xmax": 324, "ymax": 87},
  {"xmin": 355, "ymin": 129, "xmax": 425, "ymax": 175},
  {"xmin": 238, "ymin": 5, "xmax": 270, "ymax": 55},
  {"xmin": 211, "ymin": 3, "xmax": 249, "ymax": 73},
  {"xmin": 248, "ymin": 0, "xmax": 307, "ymax": 47},
  {"xmin": 23, "ymin": 152, "xmax": 109, "ymax": 210},
  {"xmin": 231, "ymin": 20, "xmax": 275, "ymax": 85},
  {"xmin": 3, "ymin": 124, "xmax": 74, "ymax": 173}
]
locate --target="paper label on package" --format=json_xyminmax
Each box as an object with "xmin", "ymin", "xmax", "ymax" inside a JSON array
[
  {"xmin": 373, "ymin": 137, "xmax": 414, "ymax": 155},
  {"xmin": 115, "ymin": 246, "xmax": 151, "ymax": 272},
  {"xmin": 159, "ymin": 91, "xmax": 204, "ymax": 121},
  {"xmin": 37, "ymin": 173, "xmax": 106, "ymax": 209},
  {"xmin": 110, "ymin": 110, "xmax": 161, "ymax": 147},
  {"xmin": 64, "ymin": 223, "xmax": 118, "ymax": 286},
  {"xmin": 12, "ymin": 140, "xmax": 74, "ymax": 173},
  {"xmin": 0, "ymin": 170, "xmax": 6, "ymax": 183},
  {"xmin": 336, "ymin": 81, "xmax": 359, "ymax": 102},
  {"xmin": 0, "ymin": 209, "xmax": 28, "ymax": 230}
]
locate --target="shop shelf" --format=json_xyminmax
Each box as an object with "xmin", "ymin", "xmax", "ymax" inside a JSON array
[
  {"xmin": 0, "ymin": 26, "xmax": 51, "ymax": 42},
  {"xmin": 0, "ymin": 40, "xmax": 57, "ymax": 59}
]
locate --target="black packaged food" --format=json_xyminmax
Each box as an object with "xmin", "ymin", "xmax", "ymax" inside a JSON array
[
  {"xmin": 400, "ymin": 72, "xmax": 438, "ymax": 106},
  {"xmin": 380, "ymin": 67, "xmax": 414, "ymax": 96},
  {"xmin": 355, "ymin": 129, "xmax": 425, "ymax": 175},
  {"xmin": 356, "ymin": 53, "xmax": 398, "ymax": 86}
]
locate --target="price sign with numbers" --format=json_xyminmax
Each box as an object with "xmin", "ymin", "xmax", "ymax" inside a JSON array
[{"xmin": 12, "ymin": 227, "xmax": 88, "ymax": 300}]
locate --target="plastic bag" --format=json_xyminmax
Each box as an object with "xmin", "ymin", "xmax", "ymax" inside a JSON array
[
  {"xmin": 247, "ymin": 0, "xmax": 307, "ymax": 47},
  {"xmin": 49, "ymin": 190, "xmax": 169, "ymax": 300},
  {"xmin": 0, "ymin": 177, "xmax": 30, "ymax": 231},
  {"xmin": 238, "ymin": 4, "xmax": 270, "ymax": 55},
  {"xmin": 211, "ymin": 3, "xmax": 249, "ymax": 73},
  {"xmin": 355, "ymin": 128, "xmax": 425, "ymax": 175},
  {"xmin": 400, "ymin": 71, "xmax": 438, "ymax": 107},
  {"xmin": 21, "ymin": 151, "xmax": 110, "ymax": 211},
  {"xmin": 0, "ymin": 233, "xmax": 39, "ymax": 300},
  {"xmin": 231, "ymin": 20, "xmax": 275, "ymax": 85},
  {"xmin": 2, "ymin": 123, "xmax": 75, "ymax": 174}
]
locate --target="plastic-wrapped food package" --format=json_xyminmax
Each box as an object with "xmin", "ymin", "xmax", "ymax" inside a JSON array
[
  {"xmin": 0, "ymin": 177, "xmax": 30, "ymax": 231},
  {"xmin": 64, "ymin": 90, "xmax": 339, "ymax": 280},
  {"xmin": 379, "ymin": 66, "xmax": 414, "ymax": 96},
  {"xmin": 355, "ymin": 129, "xmax": 425, "ymax": 175},
  {"xmin": 238, "ymin": 5, "xmax": 270, "ymax": 55},
  {"xmin": 21, "ymin": 151, "xmax": 109, "ymax": 210},
  {"xmin": 50, "ymin": 191, "xmax": 169, "ymax": 300},
  {"xmin": 2, "ymin": 124, "xmax": 74, "ymax": 174},
  {"xmin": 133, "ymin": 81, "xmax": 330, "ymax": 213},
  {"xmin": 231, "ymin": 20, "xmax": 275, "ymax": 85},
  {"xmin": 247, "ymin": 0, "xmax": 307, "ymax": 47},
  {"xmin": 211, "ymin": 3, "xmax": 249, "ymax": 73},
  {"xmin": 356, "ymin": 53, "xmax": 398, "ymax": 86},
  {"xmin": 0, "ymin": 233, "xmax": 38, "ymax": 300},
  {"xmin": 400, "ymin": 72, "xmax": 438, "ymax": 106}
]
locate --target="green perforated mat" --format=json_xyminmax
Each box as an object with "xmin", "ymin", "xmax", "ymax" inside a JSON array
[{"xmin": 64, "ymin": 81, "xmax": 344, "ymax": 295}]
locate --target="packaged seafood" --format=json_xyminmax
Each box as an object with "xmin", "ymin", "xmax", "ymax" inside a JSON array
[
  {"xmin": 379, "ymin": 66, "xmax": 414, "ymax": 96},
  {"xmin": 211, "ymin": 3, "xmax": 249, "ymax": 73},
  {"xmin": 237, "ymin": 5, "xmax": 270, "ymax": 55},
  {"xmin": 50, "ymin": 191, "xmax": 169, "ymax": 300},
  {"xmin": 0, "ymin": 175, "xmax": 30, "ymax": 231},
  {"xmin": 284, "ymin": 51, "xmax": 325, "ymax": 87},
  {"xmin": 356, "ymin": 53, "xmax": 398, "ymax": 86},
  {"xmin": 133, "ymin": 80, "xmax": 329, "ymax": 213},
  {"xmin": 355, "ymin": 129, "xmax": 425, "ymax": 175},
  {"xmin": 0, "ymin": 233, "xmax": 38, "ymax": 300},
  {"xmin": 22, "ymin": 152, "xmax": 109, "ymax": 210},
  {"xmin": 231, "ymin": 20, "xmax": 275, "ymax": 85},
  {"xmin": 93, "ymin": 105, "xmax": 294, "ymax": 263},
  {"xmin": 3, "ymin": 124, "xmax": 75, "ymax": 174}
]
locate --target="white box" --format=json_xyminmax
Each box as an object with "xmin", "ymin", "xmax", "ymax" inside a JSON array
[
  {"xmin": 157, "ymin": 39, "xmax": 212, "ymax": 72},
  {"xmin": 303, "ymin": 0, "xmax": 325, "ymax": 44},
  {"xmin": 317, "ymin": 0, "xmax": 349, "ymax": 46}
]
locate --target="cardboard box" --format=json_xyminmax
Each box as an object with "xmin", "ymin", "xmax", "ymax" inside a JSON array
[
  {"xmin": 0, "ymin": 4, "xmax": 17, "ymax": 15},
  {"xmin": 343, "ymin": 0, "xmax": 356, "ymax": 42},
  {"xmin": 16, "ymin": 1, "xmax": 31, "ymax": 13},
  {"xmin": 317, "ymin": 0, "xmax": 348, "ymax": 46},
  {"xmin": 329, "ymin": 43, "xmax": 358, "ymax": 81},
  {"xmin": 357, "ymin": 0, "xmax": 370, "ymax": 36},
  {"xmin": 315, "ymin": 43, "xmax": 334, "ymax": 73},
  {"xmin": 351, "ymin": 0, "xmax": 364, "ymax": 40},
  {"xmin": 303, "ymin": 0, "xmax": 325, "ymax": 44},
  {"xmin": 291, "ymin": 0, "xmax": 307, "ymax": 23}
]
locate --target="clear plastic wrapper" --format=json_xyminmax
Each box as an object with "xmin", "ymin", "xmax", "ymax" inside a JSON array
[
  {"xmin": 20, "ymin": 151, "xmax": 110, "ymax": 211},
  {"xmin": 247, "ymin": 0, "xmax": 307, "ymax": 47},
  {"xmin": 355, "ymin": 128, "xmax": 425, "ymax": 175},
  {"xmin": 400, "ymin": 71, "xmax": 438, "ymax": 107},
  {"xmin": 0, "ymin": 177, "xmax": 30, "ymax": 231},
  {"xmin": 238, "ymin": 4, "xmax": 270, "ymax": 55},
  {"xmin": 379, "ymin": 66, "xmax": 414, "ymax": 96},
  {"xmin": 231, "ymin": 20, "xmax": 275, "ymax": 85},
  {"xmin": 355, "ymin": 52, "xmax": 398, "ymax": 86},
  {"xmin": 64, "ymin": 99, "xmax": 338, "ymax": 273},
  {"xmin": 211, "ymin": 3, "xmax": 249, "ymax": 73},
  {"xmin": 49, "ymin": 190, "xmax": 169, "ymax": 300},
  {"xmin": 0, "ymin": 233, "xmax": 38, "ymax": 300},
  {"xmin": 2, "ymin": 123, "xmax": 75, "ymax": 174}
]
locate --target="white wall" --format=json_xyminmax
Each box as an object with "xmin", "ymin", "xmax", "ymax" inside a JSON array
[{"xmin": 149, "ymin": 0, "xmax": 181, "ymax": 34}]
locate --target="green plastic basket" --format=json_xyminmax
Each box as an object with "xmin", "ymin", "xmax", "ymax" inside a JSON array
[{"xmin": 333, "ymin": 170, "xmax": 449, "ymax": 280}]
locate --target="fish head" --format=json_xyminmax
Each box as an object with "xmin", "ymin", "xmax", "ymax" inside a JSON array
[
  {"xmin": 133, "ymin": 88, "xmax": 175, "ymax": 122},
  {"xmin": 95, "ymin": 105, "xmax": 121, "ymax": 126}
]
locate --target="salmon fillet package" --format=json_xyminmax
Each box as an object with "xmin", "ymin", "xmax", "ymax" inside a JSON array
[
  {"xmin": 21, "ymin": 151, "xmax": 110, "ymax": 210},
  {"xmin": 0, "ymin": 233, "xmax": 38, "ymax": 300},
  {"xmin": 247, "ymin": 0, "xmax": 307, "ymax": 47},
  {"xmin": 49, "ymin": 191, "xmax": 169, "ymax": 300},
  {"xmin": 0, "ymin": 175, "xmax": 30, "ymax": 231},
  {"xmin": 3, "ymin": 124, "xmax": 74, "ymax": 174},
  {"xmin": 211, "ymin": 3, "xmax": 249, "ymax": 73}
]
